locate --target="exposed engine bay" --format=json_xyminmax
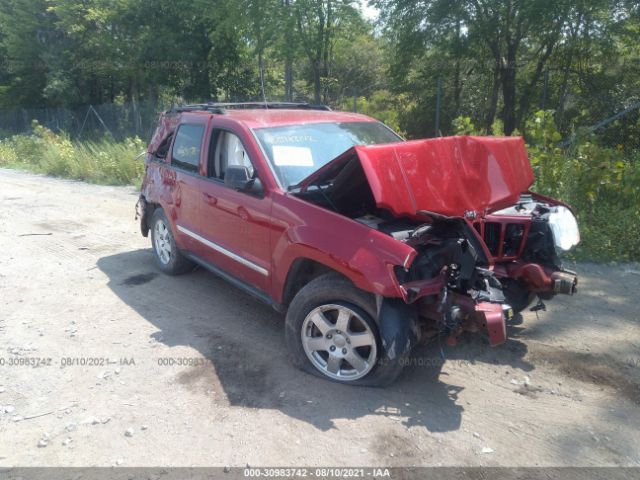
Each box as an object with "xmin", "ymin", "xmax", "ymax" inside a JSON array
[{"xmin": 292, "ymin": 139, "xmax": 580, "ymax": 347}]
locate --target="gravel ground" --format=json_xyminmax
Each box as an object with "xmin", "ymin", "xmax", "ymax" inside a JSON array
[{"xmin": 0, "ymin": 168, "xmax": 639, "ymax": 467}]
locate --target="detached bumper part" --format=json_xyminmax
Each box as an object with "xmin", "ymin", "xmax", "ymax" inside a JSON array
[
  {"xmin": 551, "ymin": 271, "xmax": 578, "ymax": 295},
  {"xmin": 507, "ymin": 263, "xmax": 578, "ymax": 295},
  {"xmin": 475, "ymin": 302, "xmax": 507, "ymax": 346}
]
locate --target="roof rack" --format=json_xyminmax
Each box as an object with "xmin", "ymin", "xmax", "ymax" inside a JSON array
[{"xmin": 172, "ymin": 102, "xmax": 332, "ymax": 114}]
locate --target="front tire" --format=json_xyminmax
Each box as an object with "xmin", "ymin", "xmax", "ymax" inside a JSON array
[
  {"xmin": 285, "ymin": 273, "xmax": 405, "ymax": 387},
  {"xmin": 150, "ymin": 209, "xmax": 194, "ymax": 275}
]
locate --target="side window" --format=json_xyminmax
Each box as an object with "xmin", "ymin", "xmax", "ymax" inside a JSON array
[
  {"xmin": 155, "ymin": 132, "xmax": 173, "ymax": 160},
  {"xmin": 171, "ymin": 124, "xmax": 204, "ymax": 173},
  {"xmin": 208, "ymin": 130, "xmax": 255, "ymax": 180}
]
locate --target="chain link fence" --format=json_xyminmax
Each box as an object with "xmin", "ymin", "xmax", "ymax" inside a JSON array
[
  {"xmin": 0, "ymin": 101, "xmax": 164, "ymax": 142},
  {"xmin": 0, "ymin": 98, "xmax": 638, "ymax": 156},
  {"xmin": 560, "ymin": 101, "xmax": 640, "ymax": 158}
]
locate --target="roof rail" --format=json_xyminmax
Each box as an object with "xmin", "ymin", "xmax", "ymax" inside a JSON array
[
  {"xmin": 172, "ymin": 103, "xmax": 225, "ymax": 114},
  {"xmin": 172, "ymin": 102, "xmax": 332, "ymax": 114}
]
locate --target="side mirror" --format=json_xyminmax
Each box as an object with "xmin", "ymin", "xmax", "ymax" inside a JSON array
[{"xmin": 224, "ymin": 165, "xmax": 252, "ymax": 191}]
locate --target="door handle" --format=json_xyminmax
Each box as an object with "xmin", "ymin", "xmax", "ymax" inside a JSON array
[{"xmin": 202, "ymin": 192, "xmax": 217, "ymax": 206}]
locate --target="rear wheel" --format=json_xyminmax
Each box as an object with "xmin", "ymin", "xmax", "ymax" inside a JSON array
[
  {"xmin": 150, "ymin": 209, "xmax": 194, "ymax": 275},
  {"xmin": 285, "ymin": 273, "xmax": 405, "ymax": 386}
]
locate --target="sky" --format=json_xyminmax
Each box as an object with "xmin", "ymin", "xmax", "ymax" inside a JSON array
[{"xmin": 359, "ymin": 0, "xmax": 380, "ymax": 21}]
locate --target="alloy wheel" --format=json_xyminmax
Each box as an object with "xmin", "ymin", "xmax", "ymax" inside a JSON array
[
  {"xmin": 153, "ymin": 219, "xmax": 172, "ymax": 265},
  {"xmin": 301, "ymin": 304, "xmax": 377, "ymax": 381}
]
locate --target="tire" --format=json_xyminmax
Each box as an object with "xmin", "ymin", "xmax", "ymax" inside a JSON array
[
  {"xmin": 502, "ymin": 278, "xmax": 537, "ymax": 314},
  {"xmin": 149, "ymin": 208, "xmax": 194, "ymax": 275},
  {"xmin": 285, "ymin": 273, "xmax": 405, "ymax": 387}
]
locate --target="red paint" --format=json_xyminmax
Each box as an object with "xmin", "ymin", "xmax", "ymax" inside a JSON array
[
  {"xmin": 141, "ymin": 110, "xmax": 415, "ymax": 303},
  {"xmin": 298, "ymin": 136, "xmax": 534, "ymax": 218},
  {"xmin": 418, "ymin": 291, "xmax": 507, "ymax": 346},
  {"xmin": 472, "ymin": 214, "xmax": 532, "ymax": 261},
  {"xmin": 140, "ymin": 107, "xmax": 577, "ymax": 350},
  {"xmin": 506, "ymin": 262, "xmax": 554, "ymax": 290},
  {"xmin": 475, "ymin": 302, "xmax": 507, "ymax": 346},
  {"xmin": 358, "ymin": 136, "xmax": 534, "ymax": 217},
  {"xmin": 399, "ymin": 269, "xmax": 448, "ymax": 303}
]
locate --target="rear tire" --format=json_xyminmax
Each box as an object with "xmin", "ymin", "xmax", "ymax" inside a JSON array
[
  {"xmin": 285, "ymin": 273, "xmax": 405, "ymax": 387},
  {"xmin": 150, "ymin": 208, "xmax": 194, "ymax": 275}
]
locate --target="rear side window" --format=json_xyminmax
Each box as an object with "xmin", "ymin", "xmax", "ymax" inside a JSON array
[
  {"xmin": 172, "ymin": 124, "xmax": 205, "ymax": 173},
  {"xmin": 154, "ymin": 132, "xmax": 173, "ymax": 160}
]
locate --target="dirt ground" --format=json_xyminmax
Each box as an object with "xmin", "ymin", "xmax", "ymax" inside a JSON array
[{"xmin": 0, "ymin": 168, "xmax": 639, "ymax": 467}]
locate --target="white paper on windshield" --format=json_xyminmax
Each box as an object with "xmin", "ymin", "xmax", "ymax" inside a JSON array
[{"xmin": 272, "ymin": 145, "xmax": 314, "ymax": 166}]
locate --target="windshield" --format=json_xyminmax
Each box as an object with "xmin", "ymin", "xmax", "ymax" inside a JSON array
[{"xmin": 253, "ymin": 121, "xmax": 402, "ymax": 187}]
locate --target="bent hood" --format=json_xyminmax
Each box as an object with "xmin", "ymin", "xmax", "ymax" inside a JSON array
[{"xmin": 298, "ymin": 135, "xmax": 535, "ymax": 218}]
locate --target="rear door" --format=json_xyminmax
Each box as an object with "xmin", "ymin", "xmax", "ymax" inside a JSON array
[{"xmin": 166, "ymin": 119, "xmax": 210, "ymax": 257}]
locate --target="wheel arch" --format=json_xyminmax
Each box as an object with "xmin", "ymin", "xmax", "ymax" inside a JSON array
[
  {"xmin": 137, "ymin": 195, "xmax": 159, "ymax": 237},
  {"xmin": 281, "ymin": 257, "xmax": 350, "ymax": 307},
  {"xmin": 273, "ymin": 231, "xmax": 412, "ymax": 306}
]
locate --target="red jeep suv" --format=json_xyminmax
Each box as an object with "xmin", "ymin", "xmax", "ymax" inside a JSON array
[{"xmin": 136, "ymin": 102, "xmax": 580, "ymax": 386}]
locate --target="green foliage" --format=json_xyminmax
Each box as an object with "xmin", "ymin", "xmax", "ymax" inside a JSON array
[
  {"xmin": 525, "ymin": 111, "xmax": 567, "ymax": 196},
  {"xmin": 567, "ymin": 143, "xmax": 640, "ymax": 261},
  {"xmin": 0, "ymin": 0, "xmax": 373, "ymax": 107},
  {"xmin": 376, "ymin": 0, "xmax": 638, "ymax": 141},
  {"xmin": 452, "ymin": 116, "xmax": 476, "ymax": 135},
  {"xmin": 340, "ymin": 90, "xmax": 413, "ymax": 135},
  {"xmin": 572, "ymin": 202, "xmax": 640, "ymax": 262},
  {"xmin": 0, "ymin": 123, "xmax": 145, "ymax": 185},
  {"xmin": 452, "ymin": 110, "xmax": 640, "ymax": 261}
]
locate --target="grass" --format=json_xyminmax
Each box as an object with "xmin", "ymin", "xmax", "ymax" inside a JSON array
[
  {"xmin": 528, "ymin": 141, "xmax": 640, "ymax": 263},
  {"xmin": 0, "ymin": 123, "xmax": 145, "ymax": 186},
  {"xmin": 571, "ymin": 204, "xmax": 640, "ymax": 263}
]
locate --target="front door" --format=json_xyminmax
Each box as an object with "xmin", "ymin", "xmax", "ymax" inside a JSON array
[{"xmin": 196, "ymin": 128, "xmax": 272, "ymax": 293}]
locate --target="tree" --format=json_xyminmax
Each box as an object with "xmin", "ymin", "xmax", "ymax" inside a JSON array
[
  {"xmin": 0, "ymin": 0, "xmax": 57, "ymax": 107},
  {"xmin": 293, "ymin": 0, "xmax": 359, "ymax": 103},
  {"xmin": 376, "ymin": 0, "xmax": 575, "ymax": 135}
]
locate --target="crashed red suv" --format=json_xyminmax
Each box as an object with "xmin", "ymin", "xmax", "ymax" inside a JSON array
[{"xmin": 136, "ymin": 102, "xmax": 580, "ymax": 386}]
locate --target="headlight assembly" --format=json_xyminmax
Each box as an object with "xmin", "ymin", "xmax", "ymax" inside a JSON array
[{"xmin": 547, "ymin": 206, "xmax": 580, "ymax": 252}]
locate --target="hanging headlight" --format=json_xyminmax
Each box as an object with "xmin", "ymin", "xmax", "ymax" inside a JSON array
[{"xmin": 547, "ymin": 206, "xmax": 580, "ymax": 252}]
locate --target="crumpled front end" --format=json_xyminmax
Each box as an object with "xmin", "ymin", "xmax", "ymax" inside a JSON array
[
  {"xmin": 394, "ymin": 194, "xmax": 579, "ymax": 346},
  {"xmin": 292, "ymin": 135, "xmax": 579, "ymax": 348}
]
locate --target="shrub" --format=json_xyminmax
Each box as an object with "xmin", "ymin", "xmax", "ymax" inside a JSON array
[
  {"xmin": 0, "ymin": 122, "xmax": 145, "ymax": 185},
  {"xmin": 451, "ymin": 110, "xmax": 640, "ymax": 261}
]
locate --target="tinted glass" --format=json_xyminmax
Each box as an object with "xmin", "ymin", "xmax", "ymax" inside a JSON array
[
  {"xmin": 254, "ymin": 121, "xmax": 401, "ymax": 187},
  {"xmin": 172, "ymin": 124, "xmax": 204, "ymax": 173}
]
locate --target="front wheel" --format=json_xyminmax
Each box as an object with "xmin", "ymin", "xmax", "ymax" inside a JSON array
[{"xmin": 285, "ymin": 273, "xmax": 405, "ymax": 387}]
